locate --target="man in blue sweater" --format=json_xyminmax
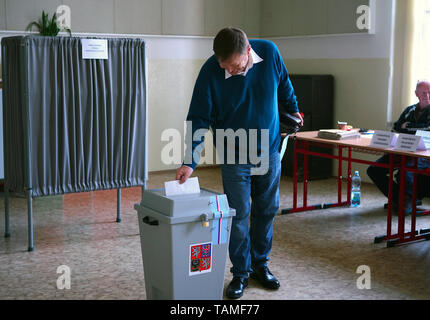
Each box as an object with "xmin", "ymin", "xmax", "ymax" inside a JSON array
[{"xmin": 176, "ymin": 27, "xmax": 302, "ymax": 299}]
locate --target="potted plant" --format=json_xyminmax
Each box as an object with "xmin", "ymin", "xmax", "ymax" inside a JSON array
[{"xmin": 26, "ymin": 10, "xmax": 72, "ymax": 36}]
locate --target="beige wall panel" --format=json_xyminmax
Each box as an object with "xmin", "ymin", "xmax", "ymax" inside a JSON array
[
  {"xmin": 0, "ymin": 0, "xmax": 5, "ymax": 30},
  {"xmin": 6, "ymin": 0, "xmax": 61, "ymax": 31},
  {"xmin": 260, "ymin": 0, "xmax": 293, "ymax": 37},
  {"xmin": 63, "ymin": 0, "xmax": 114, "ymax": 33},
  {"xmin": 327, "ymin": 0, "xmax": 369, "ymax": 34},
  {"xmin": 243, "ymin": 0, "xmax": 260, "ymax": 37},
  {"xmin": 204, "ymin": 0, "xmax": 246, "ymax": 36},
  {"xmin": 204, "ymin": 0, "xmax": 260, "ymax": 37},
  {"xmin": 291, "ymin": 0, "xmax": 328, "ymax": 36},
  {"xmin": 33, "ymin": 0, "xmax": 62, "ymax": 20},
  {"xmin": 115, "ymin": 0, "xmax": 161, "ymax": 35},
  {"xmin": 162, "ymin": 0, "xmax": 204, "ymax": 36}
]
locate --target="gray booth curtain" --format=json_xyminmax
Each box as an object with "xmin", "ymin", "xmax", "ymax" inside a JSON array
[{"xmin": 1, "ymin": 36, "xmax": 147, "ymax": 197}]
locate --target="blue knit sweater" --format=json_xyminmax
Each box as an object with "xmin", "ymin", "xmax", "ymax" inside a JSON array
[{"xmin": 185, "ymin": 39, "xmax": 298, "ymax": 169}]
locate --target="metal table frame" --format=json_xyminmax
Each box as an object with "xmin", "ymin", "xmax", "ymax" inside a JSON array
[{"xmin": 282, "ymin": 132, "xmax": 430, "ymax": 247}]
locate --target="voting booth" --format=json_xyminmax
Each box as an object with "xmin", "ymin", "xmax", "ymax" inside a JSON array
[
  {"xmin": 135, "ymin": 188, "xmax": 235, "ymax": 300},
  {"xmin": 1, "ymin": 36, "xmax": 147, "ymax": 250}
]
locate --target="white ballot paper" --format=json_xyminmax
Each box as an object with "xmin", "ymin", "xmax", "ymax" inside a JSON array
[
  {"xmin": 370, "ymin": 130, "xmax": 397, "ymax": 148},
  {"xmin": 394, "ymin": 133, "xmax": 426, "ymax": 152},
  {"xmin": 164, "ymin": 177, "xmax": 201, "ymax": 196}
]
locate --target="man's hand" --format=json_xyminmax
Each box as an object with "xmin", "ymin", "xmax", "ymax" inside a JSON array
[
  {"xmin": 292, "ymin": 112, "xmax": 304, "ymax": 126},
  {"xmin": 176, "ymin": 165, "xmax": 194, "ymax": 184},
  {"xmin": 401, "ymin": 122, "xmax": 409, "ymax": 129}
]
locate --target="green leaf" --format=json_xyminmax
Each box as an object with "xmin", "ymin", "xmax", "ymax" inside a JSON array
[
  {"xmin": 63, "ymin": 27, "xmax": 72, "ymax": 37},
  {"xmin": 26, "ymin": 21, "xmax": 41, "ymax": 32},
  {"xmin": 26, "ymin": 10, "xmax": 72, "ymax": 36}
]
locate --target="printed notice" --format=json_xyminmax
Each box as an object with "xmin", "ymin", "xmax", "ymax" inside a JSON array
[
  {"xmin": 394, "ymin": 133, "xmax": 425, "ymax": 152},
  {"xmin": 81, "ymin": 39, "xmax": 108, "ymax": 59},
  {"xmin": 370, "ymin": 130, "xmax": 397, "ymax": 148},
  {"xmin": 415, "ymin": 130, "xmax": 430, "ymax": 150}
]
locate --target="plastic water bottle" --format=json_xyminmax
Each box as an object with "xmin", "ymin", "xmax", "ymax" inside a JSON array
[{"xmin": 351, "ymin": 171, "xmax": 361, "ymax": 207}]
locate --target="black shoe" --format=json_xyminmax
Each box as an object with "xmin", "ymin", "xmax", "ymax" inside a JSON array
[
  {"xmin": 250, "ymin": 266, "xmax": 280, "ymax": 290},
  {"xmin": 226, "ymin": 277, "xmax": 248, "ymax": 299}
]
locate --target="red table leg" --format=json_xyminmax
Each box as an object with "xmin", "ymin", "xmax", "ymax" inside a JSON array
[
  {"xmin": 338, "ymin": 146, "xmax": 343, "ymax": 204},
  {"xmin": 398, "ymin": 156, "xmax": 406, "ymax": 241},
  {"xmin": 410, "ymin": 158, "xmax": 418, "ymax": 241},
  {"xmin": 387, "ymin": 154, "xmax": 394, "ymax": 239},
  {"xmin": 293, "ymin": 138, "xmax": 298, "ymax": 211},
  {"xmin": 347, "ymin": 147, "xmax": 352, "ymax": 205},
  {"xmin": 374, "ymin": 154, "xmax": 395, "ymax": 244},
  {"xmin": 303, "ymin": 141, "xmax": 309, "ymax": 208}
]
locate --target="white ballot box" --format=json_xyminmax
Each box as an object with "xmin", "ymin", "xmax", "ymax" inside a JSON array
[{"xmin": 135, "ymin": 188, "xmax": 236, "ymax": 300}]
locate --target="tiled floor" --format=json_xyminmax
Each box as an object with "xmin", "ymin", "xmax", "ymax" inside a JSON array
[{"xmin": 1, "ymin": 166, "xmax": 430, "ymax": 300}]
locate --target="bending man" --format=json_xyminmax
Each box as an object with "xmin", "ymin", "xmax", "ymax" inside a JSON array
[{"xmin": 176, "ymin": 27, "xmax": 302, "ymax": 299}]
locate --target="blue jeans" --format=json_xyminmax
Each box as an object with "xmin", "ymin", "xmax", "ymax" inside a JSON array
[{"xmin": 221, "ymin": 152, "xmax": 281, "ymax": 278}]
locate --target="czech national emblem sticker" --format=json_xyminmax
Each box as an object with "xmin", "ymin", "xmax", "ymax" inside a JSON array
[{"xmin": 189, "ymin": 242, "xmax": 212, "ymax": 276}]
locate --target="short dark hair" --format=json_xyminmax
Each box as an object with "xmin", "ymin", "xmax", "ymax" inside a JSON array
[{"xmin": 213, "ymin": 27, "xmax": 249, "ymax": 62}]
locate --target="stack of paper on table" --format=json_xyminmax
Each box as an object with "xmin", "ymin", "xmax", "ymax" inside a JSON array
[{"xmin": 317, "ymin": 129, "xmax": 361, "ymax": 140}]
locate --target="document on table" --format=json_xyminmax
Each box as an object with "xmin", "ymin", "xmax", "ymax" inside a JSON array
[
  {"xmin": 415, "ymin": 130, "xmax": 430, "ymax": 150},
  {"xmin": 394, "ymin": 133, "xmax": 426, "ymax": 152},
  {"xmin": 164, "ymin": 177, "xmax": 201, "ymax": 196},
  {"xmin": 370, "ymin": 130, "xmax": 397, "ymax": 148}
]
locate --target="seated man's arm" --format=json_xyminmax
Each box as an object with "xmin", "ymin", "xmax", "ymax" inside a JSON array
[{"xmin": 393, "ymin": 107, "xmax": 413, "ymax": 133}]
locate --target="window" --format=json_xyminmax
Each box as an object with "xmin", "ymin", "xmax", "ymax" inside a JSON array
[{"xmin": 408, "ymin": 0, "xmax": 430, "ymax": 102}]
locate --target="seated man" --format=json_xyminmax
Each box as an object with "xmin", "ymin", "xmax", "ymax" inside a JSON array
[
  {"xmin": 417, "ymin": 172, "xmax": 430, "ymax": 202},
  {"xmin": 367, "ymin": 80, "xmax": 430, "ymax": 214}
]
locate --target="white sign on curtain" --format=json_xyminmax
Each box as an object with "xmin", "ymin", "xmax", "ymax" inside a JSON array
[{"xmin": 81, "ymin": 39, "xmax": 108, "ymax": 59}]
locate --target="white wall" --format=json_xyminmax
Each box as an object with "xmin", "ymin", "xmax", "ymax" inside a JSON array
[
  {"xmin": 272, "ymin": 0, "xmax": 391, "ymax": 61},
  {"xmin": 269, "ymin": 0, "xmax": 396, "ymax": 182},
  {"xmin": 0, "ymin": 0, "xmax": 398, "ymax": 175},
  {"xmin": 0, "ymin": 0, "xmax": 261, "ymax": 37},
  {"xmin": 271, "ymin": 0, "xmax": 394, "ymax": 126},
  {"xmin": 260, "ymin": 0, "xmax": 371, "ymax": 37}
]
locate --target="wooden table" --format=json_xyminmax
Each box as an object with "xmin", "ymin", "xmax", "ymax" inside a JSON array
[{"xmin": 282, "ymin": 130, "xmax": 430, "ymax": 247}]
